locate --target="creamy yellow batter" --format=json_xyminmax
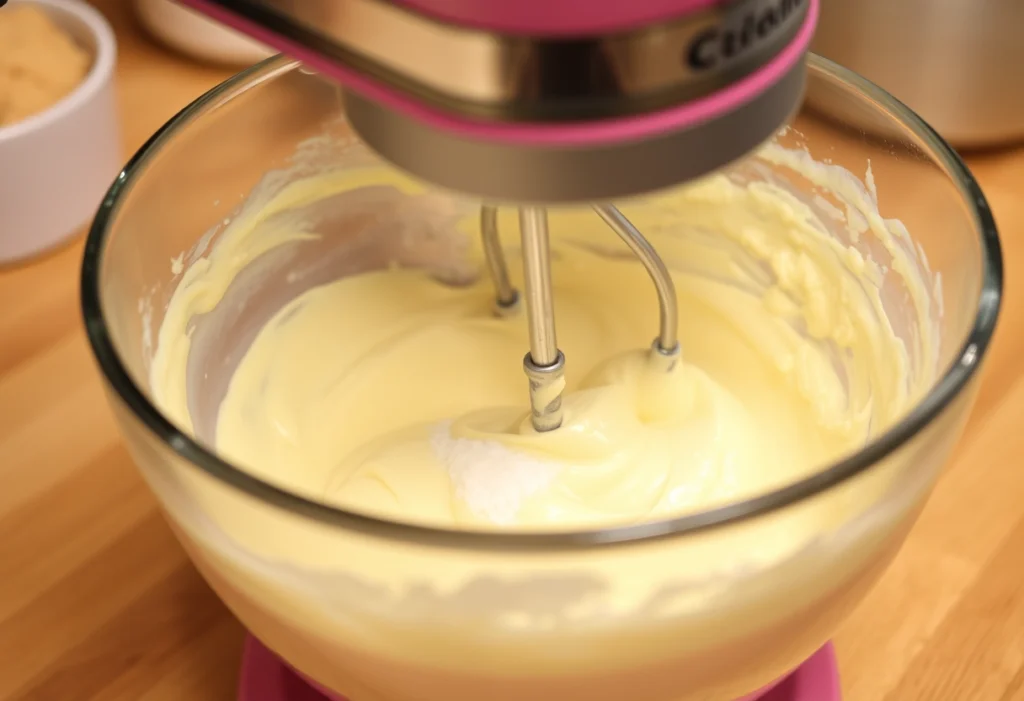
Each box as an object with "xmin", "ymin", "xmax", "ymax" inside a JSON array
[
  {"xmin": 152, "ymin": 145, "xmax": 934, "ymax": 532},
  {"xmin": 145, "ymin": 135, "xmax": 941, "ymax": 699}
]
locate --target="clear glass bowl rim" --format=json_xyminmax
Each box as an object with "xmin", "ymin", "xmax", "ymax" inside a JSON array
[{"xmin": 80, "ymin": 54, "xmax": 1003, "ymax": 553}]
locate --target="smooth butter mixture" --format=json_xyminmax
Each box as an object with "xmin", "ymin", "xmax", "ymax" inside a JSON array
[{"xmin": 151, "ymin": 142, "xmax": 937, "ymax": 532}]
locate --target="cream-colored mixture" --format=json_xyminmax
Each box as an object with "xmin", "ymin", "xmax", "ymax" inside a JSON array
[
  {"xmin": 146, "ymin": 137, "xmax": 940, "ymax": 699},
  {"xmin": 152, "ymin": 145, "xmax": 935, "ymax": 532},
  {"xmin": 0, "ymin": 5, "xmax": 90, "ymax": 127}
]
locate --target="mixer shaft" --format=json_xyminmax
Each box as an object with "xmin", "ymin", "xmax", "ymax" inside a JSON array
[{"xmin": 518, "ymin": 207, "xmax": 566, "ymax": 432}]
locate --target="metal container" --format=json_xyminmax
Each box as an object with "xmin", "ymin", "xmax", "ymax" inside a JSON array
[{"xmin": 811, "ymin": 0, "xmax": 1024, "ymax": 148}]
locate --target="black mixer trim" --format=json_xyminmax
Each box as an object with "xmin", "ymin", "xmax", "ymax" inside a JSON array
[{"xmin": 199, "ymin": 0, "xmax": 809, "ymax": 122}]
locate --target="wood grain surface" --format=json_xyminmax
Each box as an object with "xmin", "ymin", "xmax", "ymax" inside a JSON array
[{"xmin": 2, "ymin": 1, "xmax": 1024, "ymax": 699}]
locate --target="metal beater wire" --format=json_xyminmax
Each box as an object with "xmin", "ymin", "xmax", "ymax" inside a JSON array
[
  {"xmin": 480, "ymin": 205, "xmax": 519, "ymax": 312},
  {"xmin": 593, "ymin": 204, "xmax": 680, "ymax": 357}
]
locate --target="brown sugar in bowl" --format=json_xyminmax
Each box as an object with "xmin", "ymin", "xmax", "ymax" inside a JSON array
[{"xmin": 0, "ymin": 0, "xmax": 121, "ymax": 264}]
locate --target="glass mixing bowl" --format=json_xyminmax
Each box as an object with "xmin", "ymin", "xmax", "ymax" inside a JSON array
[{"xmin": 82, "ymin": 55, "xmax": 1001, "ymax": 701}]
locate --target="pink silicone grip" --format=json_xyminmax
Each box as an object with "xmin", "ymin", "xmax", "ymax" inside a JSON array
[{"xmin": 390, "ymin": 0, "xmax": 727, "ymax": 36}]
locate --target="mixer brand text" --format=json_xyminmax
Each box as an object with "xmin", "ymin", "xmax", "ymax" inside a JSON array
[{"xmin": 686, "ymin": 0, "xmax": 806, "ymax": 71}]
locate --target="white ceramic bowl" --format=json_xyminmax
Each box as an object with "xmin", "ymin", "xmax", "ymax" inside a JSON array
[
  {"xmin": 0, "ymin": 0, "xmax": 121, "ymax": 264},
  {"xmin": 136, "ymin": 0, "xmax": 274, "ymax": 67}
]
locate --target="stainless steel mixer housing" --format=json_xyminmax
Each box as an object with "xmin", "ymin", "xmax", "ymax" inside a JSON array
[{"xmin": 178, "ymin": 0, "xmax": 816, "ymax": 202}]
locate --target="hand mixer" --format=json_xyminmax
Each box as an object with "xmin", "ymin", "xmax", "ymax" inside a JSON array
[
  {"xmin": 160, "ymin": 0, "xmax": 836, "ymax": 698},
  {"xmin": 177, "ymin": 0, "xmax": 815, "ymax": 434}
]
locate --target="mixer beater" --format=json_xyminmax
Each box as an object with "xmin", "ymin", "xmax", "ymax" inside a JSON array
[{"xmin": 481, "ymin": 204, "xmax": 680, "ymax": 431}]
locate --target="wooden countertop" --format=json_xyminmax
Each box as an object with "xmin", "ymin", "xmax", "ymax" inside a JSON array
[{"xmin": 3, "ymin": 1, "xmax": 1024, "ymax": 699}]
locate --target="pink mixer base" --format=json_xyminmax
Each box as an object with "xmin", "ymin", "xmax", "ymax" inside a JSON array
[{"xmin": 238, "ymin": 636, "xmax": 840, "ymax": 701}]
